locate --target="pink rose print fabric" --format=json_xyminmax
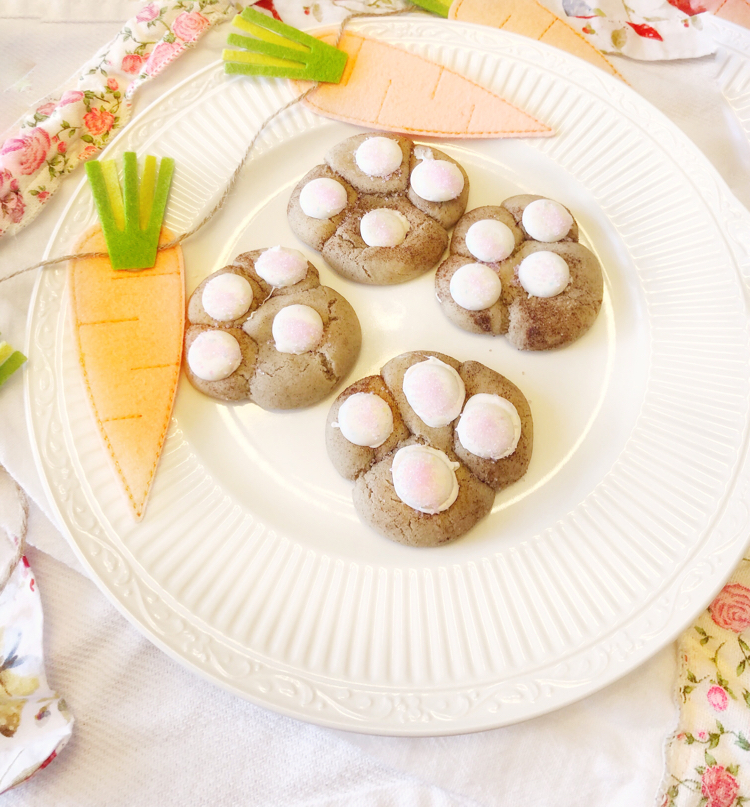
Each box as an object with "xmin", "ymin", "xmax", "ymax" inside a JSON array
[
  {"xmin": 657, "ymin": 560, "xmax": 750, "ymax": 807},
  {"xmin": 0, "ymin": 0, "xmax": 232, "ymax": 238}
]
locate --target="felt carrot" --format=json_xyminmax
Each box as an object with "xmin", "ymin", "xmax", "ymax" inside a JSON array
[
  {"xmin": 223, "ymin": 7, "xmax": 347, "ymax": 82},
  {"xmin": 69, "ymin": 226, "xmax": 184, "ymax": 521},
  {"xmin": 291, "ymin": 31, "xmax": 553, "ymax": 138},
  {"xmin": 448, "ymin": 0, "xmax": 625, "ymax": 81},
  {"xmin": 0, "ymin": 340, "xmax": 26, "ymax": 387}
]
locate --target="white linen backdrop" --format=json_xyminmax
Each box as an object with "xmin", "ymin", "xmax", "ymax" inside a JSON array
[{"xmin": 1, "ymin": 2, "xmax": 749, "ymax": 804}]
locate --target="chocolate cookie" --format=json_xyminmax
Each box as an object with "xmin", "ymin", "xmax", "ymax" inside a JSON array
[
  {"xmin": 288, "ymin": 133, "xmax": 470, "ymax": 285},
  {"xmin": 184, "ymin": 247, "xmax": 361, "ymax": 409},
  {"xmin": 436, "ymin": 196, "xmax": 603, "ymax": 350},
  {"xmin": 326, "ymin": 351, "xmax": 533, "ymax": 547}
]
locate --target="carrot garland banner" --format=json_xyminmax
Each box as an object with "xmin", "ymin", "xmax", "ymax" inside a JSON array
[
  {"xmin": 69, "ymin": 222, "xmax": 184, "ymax": 522},
  {"xmin": 85, "ymin": 153, "xmax": 174, "ymax": 270},
  {"xmin": 223, "ymin": 6, "xmax": 348, "ymax": 82},
  {"xmin": 290, "ymin": 31, "xmax": 554, "ymax": 138}
]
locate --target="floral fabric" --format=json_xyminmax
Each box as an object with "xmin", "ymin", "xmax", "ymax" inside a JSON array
[
  {"xmin": 658, "ymin": 558, "xmax": 750, "ymax": 807},
  {"xmin": 558, "ymin": 0, "xmax": 716, "ymax": 60},
  {"xmin": 0, "ymin": 0, "xmax": 232, "ymax": 239},
  {"xmin": 0, "ymin": 557, "xmax": 73, "ymax": 793}
]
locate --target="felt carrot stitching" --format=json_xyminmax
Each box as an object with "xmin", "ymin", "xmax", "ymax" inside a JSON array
[
  {"xmin": 222, "ymin": 6, "xmax": 348, "ymax": 83},
  {"xmin": 69, "ymin": 225, "xmax": 184, "ymax": 522},
  {"xmin": 449, "ymin": 0, "xmax": 625, "ymax": 82},
  {"xmin": 85, "ymin": 153, "xmax": 174, "ymax": 271},
  {"xmin": 291, "ymin": 31, "xmax": 554, "ymax": 138}
]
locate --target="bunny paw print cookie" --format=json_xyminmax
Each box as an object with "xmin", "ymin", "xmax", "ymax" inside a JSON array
[
  {"xmin": 326, "ymin": 351, "xmax": 533, "ymax": 547},
  {"xmin": 288, "ymin": 133, "xmax": 469, "ymax": 285},
  {"xmin": 436, "ymin": 195, "xmax": 603, "ymax": 350},
  {"xmin": 185, "ymin": 247, "xmax": 361, "ymax": 409}
]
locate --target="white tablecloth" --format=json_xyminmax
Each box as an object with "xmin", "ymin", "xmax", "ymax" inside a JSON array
[{"xmin": 1, "ymin": 3, "xmax": 749, "ymax": 805}]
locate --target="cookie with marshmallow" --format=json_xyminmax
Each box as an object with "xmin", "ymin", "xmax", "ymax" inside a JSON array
[
  {"xmin": 288, "ymin": 133, "xmax": 469, "ymax": 285},
  {"xmin": 436, "ymin": 196, "xmax": 603, "ymax": 350},
  {"xmin": 184, "ymin": 247, "xmax": 361, "ymax": 408},
  {"xmin": 326, "ymin": 351, "xmax": 533, "ymax": 547}
]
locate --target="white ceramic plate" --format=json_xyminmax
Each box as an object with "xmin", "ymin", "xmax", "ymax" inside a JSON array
[{"xmin": 27, "ymin": 17, "xmax": 750, "ymax": 735}]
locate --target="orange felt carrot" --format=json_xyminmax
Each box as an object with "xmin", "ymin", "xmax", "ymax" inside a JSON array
[
  {"xmin": 69, "ymin": 226, "xmax": 184, "ymax": 521},
  {"xmin": 449, "ymin": 0, "xmax": 625, "ymax": 82},
  {"xmin": 702, "ymin": 0, "xmax": 750, "ymax": 29},
  {"xmin": 292, "ymin": 31, "xmax": 553, "ymax": 139}
]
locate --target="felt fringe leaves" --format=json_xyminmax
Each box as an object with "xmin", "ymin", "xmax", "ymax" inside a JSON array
[
  {"xmin": 0, "ymin": 341, "xmax": 26, "ymax": 387},
  {"xmin": 85, "ymin": 153, "xmax": 174, "ymax": 271},
  {"xmin": 410, "ymin": 0, "xmax": 451, "ymax": 17},
  {"xmin": 222, "ymin": 6, "xmax": 348, "ymax": 82}
]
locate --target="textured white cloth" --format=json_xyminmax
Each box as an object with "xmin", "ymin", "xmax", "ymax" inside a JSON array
[{"xmin": 1, "ymin": 3, "xmax": 750, "ymax": 805}]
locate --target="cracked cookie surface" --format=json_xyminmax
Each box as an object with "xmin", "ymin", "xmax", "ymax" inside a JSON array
[
  {"xmin": 288, "ymin": 133, "xmax": 469, "ymax": 285},
  {"xmin": 326, "ymin": 351, "xmax": 533, "ymax": 547},
  {"xmin": 436, "ymin": 196, "xmax": 603, "ymax": 350},
  {"xmin": 185, "ymin": 248, "xmax": 361, "ymax": 409}
]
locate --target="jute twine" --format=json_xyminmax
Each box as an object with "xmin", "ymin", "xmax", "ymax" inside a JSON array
[{"xmin": 0, "ymin": 7, "xmax": 417, "ymax": 286}]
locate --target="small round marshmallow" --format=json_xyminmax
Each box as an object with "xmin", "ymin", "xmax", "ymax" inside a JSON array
[
  {"xmin": 201, "ymin": 273, "xmax": 253, "ymax": 322},
  {"xmin": 335, "ymin": 393, "xmax": 394, "ymax": 448},
  {"xmin": 355, "ymin": 137, "xmax": 403, "ymax": 177},
  {"xmin": 518, "ymin": 251, "xmax": 570, "ymax": 298},
  {"xmin": 522, "ymin": 199, "xmax": 574, "ymax": 243},
  {"xmin": 391, "ymin": 445, "xmax": 460, "ymax": 515},
  {"xmin": 255, "ymin": 246, "xmax": 308, "ymax": 287},
  {"xmin": 359, "ymin": 209, "xmax": 410, "ymax": 248},
  {"xmin": 272, "ymin": 304, "xmax": 324, "ymax": 354},
  {"xmin": 465, "ymin": 219, "xmax": 516, "ymax": 263},
  {"xmin": 402, "ymin": 357, "xmax": 465, "ymax": 428},
  {"xmin": 449, "ymin": 263, "xmax": 502, "ymax": 311},
  {"xmin": 188, "ymin": 330, "xmax": 242, "ymax": 382},
  {"xmin": 410, "ymin": 158, "xmax": 464, "ymax": 203},
  {"xmin": 299, "ymin": 177, "xmax": 348, "ymax": 220},
  {"xmin": 457, "ymin": 394, "xmax": 522, "ymax": 460}
]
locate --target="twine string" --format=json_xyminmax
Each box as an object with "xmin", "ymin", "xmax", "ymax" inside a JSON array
[{"xmin": 0, "ymin": 6, "xmax": 417, "ymax": 285}]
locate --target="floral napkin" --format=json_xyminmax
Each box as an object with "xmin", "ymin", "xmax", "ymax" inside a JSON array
[
  {"xmin": 658, "ymin": 560, "xmax": 750, "ymax": 806},
  {"xmin": 0, "ymin": 468, "xmax": 72, "ymax": 793},
  {"xmin": 0, "ymin": 0, "xmax": 232, "ymax": 239},
  {"xmin": 556, "ymin": 0, "xmax": 716, "ymax": 59}
]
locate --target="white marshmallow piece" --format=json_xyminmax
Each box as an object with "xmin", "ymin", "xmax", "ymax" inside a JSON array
[
  {"xmin": 465, "ymin": 219, "xmax": 516, "ymax": 263},
  {"xmin": 355, "ymin": 137, "xmax": 403, "ymax": 177},
  {"xmin": 299, "ymin": 177, "xmax": 348, "ymax": 220},
  {"xmin": 255, "ymin": 246, "xmax": 308, "ymax": 288},
  {"xmin": 272, "ymin": 304, "xmax": 324, "ymax": 354},
  {"xmin": 449, "ymin": 263, "xmax": 502, "ymax": 311},
  {"xmin": 410, "ymin": 158, "xmax": 464, "ymax": 203},
  {"xmin": 402, "ymin": 357, "xmax": 465, "ymax": 428},
  {"xmin": 518, "ymin": 251, "xmax": 570, "ymax": 298},
  {"xmin": 201, "ymin": 273, "xmax": 253, "ymax": 322},
  {"xmin": 336, "ymin": 393, "xmax": 394, "ymax": 448},
  {"xmin": 391, "ymin": 445, "xmax": 460, "ymax": 515},
  {"xmin": 188, "ymin": 330, "xmax": 242, "ymax": 382},
  {"xmin": 457, "ymin": 394, "xmax": 522, "ymax": 460},
  {"xmin": 522, "ymin": 199, "xmax": 574, "ymax": 243},
  {"xmin": 359, "ymin": 209, "xmax": 410, "ymax": 248}
]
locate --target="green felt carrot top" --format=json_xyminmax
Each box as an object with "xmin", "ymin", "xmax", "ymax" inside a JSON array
[
  {"xmin": 409, "ymin": 0, "xmax": 450, "ymax": 16},
  {"xmin": 0, "ymin": 339, "xmax": 26, "ymax": 388},
  {"xmin": 222, "ymin": 6, "xmax": 348, "ymax": 82},
  {"xmin": 85, "ymin": 152, "xmax": 174, "ymax": 271}
]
